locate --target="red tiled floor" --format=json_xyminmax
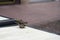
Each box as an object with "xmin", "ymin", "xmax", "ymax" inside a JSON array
[{"xmin": 0, "ymin": 2, "xmax": 60, "ymax": 25}]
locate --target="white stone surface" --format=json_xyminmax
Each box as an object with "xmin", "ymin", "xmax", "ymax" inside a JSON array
[{"xmin": 0, "ymin": 26, "xmax": 60, "ymax": 40}]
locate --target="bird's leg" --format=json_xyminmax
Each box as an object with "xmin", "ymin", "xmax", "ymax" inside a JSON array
[{"xmin": 15, "ymin": 19, "xmax": 28, "ymax": 28}]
